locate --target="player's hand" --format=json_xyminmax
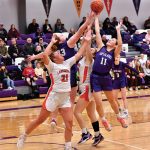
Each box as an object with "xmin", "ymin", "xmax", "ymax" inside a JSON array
[
  {"xmin": 116, "ymin": 20, "xmax": 123, "ymax": 31},
  {"xmin": 27, "ymin": 55, "xmax": 35, "ymax": 61},
  {"xmin": 86, "ymin": 11, "xmax": 96, "ymax": 25},
  {"xmin": 51, "ymin": 34, "xmax": 58, "ymax": 44}
]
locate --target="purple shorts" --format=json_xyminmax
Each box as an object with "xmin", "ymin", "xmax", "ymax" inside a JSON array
[
  {"xmin": 90, "ymin": 73, "xmax": 113, "ymax": 92},
  {"xmin": 113, "ymin": 78, "xmax": 127, "ymax": 89}
]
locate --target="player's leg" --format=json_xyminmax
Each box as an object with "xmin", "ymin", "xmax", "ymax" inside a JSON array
[
  {"xmin": 104, "ymin": 91, "xmax": 128, "ymax": 128},
  {"xmin": 74, "ymin": 98, "xmax": 92, "ymax": 144},
  {"xmin": 17, "ymin": 107, "xmax": 51, "ymax": 148},
  {"xmin": 59, "ymin": 107, "xmax": 73, "ymax": 150}
]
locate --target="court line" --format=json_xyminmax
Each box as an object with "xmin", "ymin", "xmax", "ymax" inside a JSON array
[{"xmin": 105, "ymin": 139, "xmax": 147, "ymax": 150}]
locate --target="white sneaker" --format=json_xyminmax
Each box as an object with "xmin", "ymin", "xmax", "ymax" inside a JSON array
[{"xmin": 17, "ymin": 134, "xmax": 26, "ymax": 148}]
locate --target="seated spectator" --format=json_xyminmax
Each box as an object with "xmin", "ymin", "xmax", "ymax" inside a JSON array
[
  {"xmin": 103, "ymin": 17, "xmax": 116, "ymax": 38},
  {"xmin": 129, "ymin": 22, "xmax": 137, "ymax": 34},
  {"xmin": 43, "ymin": 19, "xmax": 53, "ymax": 33},
  {"xmin": 139, "ymin": 54, "xmax": 147, "ymax": 67},
  {"xmin": 123, "ymin": 16, "xmax": 131, "ymax": 31},
  {"xmin": 68, "ymin": 28, "xmax": 76, "ymax": 39},
  {"xmin": 0, "ymin": 63, "xmax": 15, "ymax": 90},
  {"xmin": 8, "ymin": 38, "xmax": 23, "ymax": 61},
  {"xmin": 23, "ymin": 38, "xmax": 35, "ymax": 56},
  {"xmin": 35, "ymin": 37, "xmax": 48, "ymax": 50},
  {"xmin": 79, "ymin": 16, "xmax": 86, "ymax": 27},
  {"xmin": 143, "ymin": 60, "xmax": 150, "ymax": 86},
  {"xmin": 54, "ymin": 18, "xmax": 64, "ymax": 33},
  {"xmin": 34, "ymin": 27, "xmax": 45, "ymax": 43},
  {"xmin": 34, "ymin": 61, "xmax": 44, "ymax": 78},
  {"xmin": 22, "ymin": 61, "xmax": 37, "ymax": 86},
  {"xmin": 34, "ymin": 45, "xmax": 43, "ymax": 55},
  {"xmin": 61, "ymin": 24, "xmax": 67, "ymax": 32},
  {"xmin": 0, "ymin": 38, "xmax": 12, "ymax": 65},
  {"xmin": 28, "ymin": 19, "xmax": 39, "ymax": 34},
  {"xmin": 8, "ymin": 24, "xmax": 20, "ymax": 40},
  {"xmin": 132, "ymin": 55, "xmax": 139, "ymax": 68},
  {"xmin": 126, "ymin": 62, "xmax": 138, "ymax": 91},
  {"xmin": 111, "ymin": 17, "xmax": 118, "ymax": 27},
  {"xmin": 132, "ymin": 31, "xmax": 145, "ymax": 51},
  {"xmin": 144, "ymin": 17, "xmax": 150, "ymax": 29},
  {"xmin": 0, "ymin": 24, "xmax": 7, "ymax": 42},
  {"xmin": 145, "ymin": 29, "xmax": 150, "ymax": 44}
]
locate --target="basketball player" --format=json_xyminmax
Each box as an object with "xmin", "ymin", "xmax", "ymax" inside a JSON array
[
  {"xmin": 90, "ymin": 16, "xmax": 128, "ymax": 128},
  {"xmin": 74, "ymin": 41, "xmax": 111, "ymax": 146},
  {"xmin": 113, "ymin": 55, "xmax": 144, "ymax": 118},
  {"xmin": 17, "ymin": 28, "xmax": 92, "ymax": 150}
]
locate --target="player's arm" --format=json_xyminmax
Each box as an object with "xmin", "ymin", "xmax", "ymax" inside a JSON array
[
  {"xmin": 67, "ymin": 12, "xmax": 95, "ymax": 48},
  {"xmin": 95, "ymin": 16, "xmax": 104, "ymax": 50},
  {"xmin": 75, "ymin": 27, "xmax": 91, "ymax": 62},
  {"xmin": 123, "ymin": 62, "xmax": 143, "ymax": 78},
  {"xmin": 114, "ymin": 21, "xmax": 123, "ymax": 57}
]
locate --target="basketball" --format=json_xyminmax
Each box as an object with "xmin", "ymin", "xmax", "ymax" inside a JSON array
[{"xmin": 90, "ymin": 0, "xmax": 104, "ymax": 14}]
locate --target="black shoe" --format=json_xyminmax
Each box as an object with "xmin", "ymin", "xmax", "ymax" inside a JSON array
[
  {"xmin": 78, "ymin": 132, "xmax": 92, "ymax": 144},
  {"xmin": 92, "ymin": 134, "xmax": 104, "ymax": 146}
]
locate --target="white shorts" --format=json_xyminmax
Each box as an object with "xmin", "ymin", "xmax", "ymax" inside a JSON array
[
  {"xmin": 79, "ymin": 84, "xmax": 92, "ymax": 102},
  {"xmin": 43, "ymin": 90, "xmax": 71, "ymax": 112}
]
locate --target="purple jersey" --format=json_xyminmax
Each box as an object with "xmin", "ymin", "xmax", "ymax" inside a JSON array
[
  {"xmin": 113, "ymin": 61, "xmax": 139, "ymax": 80},
  {"xmin": 58, "ymin": 41, "xmax": 77, "ymax": 73},
  {"xmin": 92, "ymin": 46, "xmax": 114, "ymax": 74}
]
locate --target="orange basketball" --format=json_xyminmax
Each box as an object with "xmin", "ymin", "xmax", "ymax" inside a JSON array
[{"xmin": 90, "ymin": 0, "xmax": 104, "ymax": 14}]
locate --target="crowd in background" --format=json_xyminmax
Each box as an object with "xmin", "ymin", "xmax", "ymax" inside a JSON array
[{"xmin": 0, "ymin": 16, "xmax": 150, "ymax": 93}]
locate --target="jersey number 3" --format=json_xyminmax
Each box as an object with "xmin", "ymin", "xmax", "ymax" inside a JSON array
[
  {"xmin": 100, "ymin": 57, "xmax": 107, "ymax": 65},
  {"xmin": 61, "ymin": 74, "xmax": 68, "ymax": 82}
]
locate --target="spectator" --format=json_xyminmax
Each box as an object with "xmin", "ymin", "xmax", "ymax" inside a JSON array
[
  {"xmin": 22, "ymin": 61, "xmax": 37, "ymax": 86},
  {"xmin": 34, "ymin": 45, "xmax": 43, "ymax": 55},
  {"xmin": 103, "ymin": 17, "xmax": 116, "ymax": 38},
  {"xmin": 145, "ymin": 29, "xmax": 150, "ymax": 44},
  {"xmin": 68, "ymin": 28, "xmax": 76, "ymax": 39},
  {"xmin": 139, "ymin": 54, "xmax": 147, "ymax": 67},
  {"xmin": 129, "ymin": 22, "xmax": 137, "ymax": 34},
  {"xmin": 35, "ymin": 37, "xmax": 48, "ymax": 51},
  {"xmin": 23, "ymin": 38, "xmax": 35, "ymax": 56},
  {"xmin": 34, "ymin": 61, "xmax": 44, "ymax": 78},
  {"xmin": 8, "ymin": 24, "xmax": 20, "ymax": 40},
  {"xmin": 0, "ymin": 24, "xmax": 7, "ymax": 42},
  {"xmin": 0, "ymin": 63, "xmax": 15, "ymax": 90},
  {"xmin": 123, "ymin": 16, "xmax": 131, "ymax": 31},
  {"xmin": 79, "ymin": 16, "xmax": 86, "ymax": 27},
  {"xmin": 111, "ymin": 17, "xmax": 118, "ymax": 27},
  {"xmin": 144, "ymin": 17, "xmax": 150, "ymax": 29},
  {"xmin": 8, "ymin": 38, "xmax": 23, "ymax": 61},
  {"xmin": 34, "ymin": 27, "xmax": 45, "ymax": 43},
  {"xmin": 54, "ymin": 18, "xmax": 64, "ymax": 33},
  {"xmin": 28, "ymin": 19, "xmax": 39, "ymax": 34},
  {"xmin": 43, "ymin": 19, "xmax": 53, "ymax": 34},
  {"xmin": 126, "ymin": 62, "xmax": 138, "ymax": 91},
  {"xmin": 0, "ymin": 38, "xmax": 12, "ymax": 65},
  {"xmin": 143, "ymin": 60, "xmax": 150, "ymax": 85}
]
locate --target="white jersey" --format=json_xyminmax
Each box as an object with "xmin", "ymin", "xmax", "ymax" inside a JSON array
[
  {"xmin": 45, "ymin": 56, "xmax": 76, "ymax": 92},
  {"xmin": 78, "ymin": 57, "xmax": 93, "ymax": 86}
]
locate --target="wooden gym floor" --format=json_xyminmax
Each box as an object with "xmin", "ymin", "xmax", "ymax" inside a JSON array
[{"xmin": 0, "ymin": 89, "xmax": 150, "ymax": 150}]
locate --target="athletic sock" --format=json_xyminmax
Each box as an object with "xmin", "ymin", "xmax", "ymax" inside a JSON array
[
  {"xmin": 92, "ymin": 121, "xmax": 100, "ymax": 137},
  {"xmin": 82, "ymin": 128, "xmax": 88, "ymax": 134}
]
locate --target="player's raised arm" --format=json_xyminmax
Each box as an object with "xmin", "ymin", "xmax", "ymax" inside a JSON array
[
  {"xmin": 67, "ymin": 11, "xmax": 95, "ymax": 48},
  {"xmin": 95, "ymin": 16, "xmax": 104, "ymax": 50},
  {"xmin": 75, "ymin": 27, "xmax": 92, "ymax": 62},
  {"xmin": 114, "ymin": 21, "xmax": 123, "ymax": 57}
]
